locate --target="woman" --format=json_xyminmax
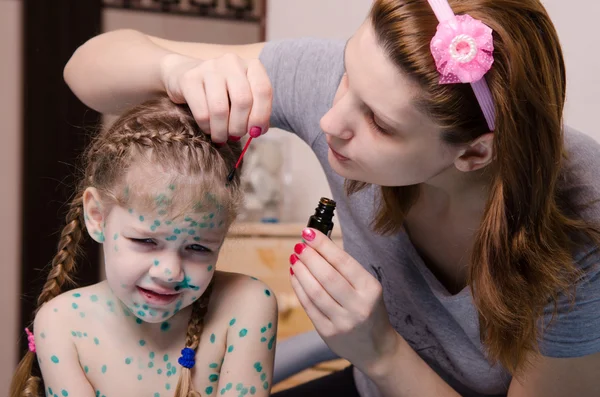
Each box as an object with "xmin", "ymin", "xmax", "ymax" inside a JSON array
[{"xmin": 63, "ymin": 0, "xmax": 600, "ymax": 396}]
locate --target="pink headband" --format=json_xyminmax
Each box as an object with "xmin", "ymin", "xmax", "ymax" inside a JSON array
[{"xmin": 428, "ymin": 0, "xmax": 496, "ymax": 131}]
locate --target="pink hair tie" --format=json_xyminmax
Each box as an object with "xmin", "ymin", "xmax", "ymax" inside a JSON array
[
  {"xmin": 25, "ymin": 328, "xmax": 36, "ymax": 353},
  {"xmin": 428, "ymin": 0, "xmax": 496, "ymax": 131}
]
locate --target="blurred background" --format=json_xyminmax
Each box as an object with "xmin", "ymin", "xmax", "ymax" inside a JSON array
[{"xmin": 0, "ymin": 0, "xmax": 597, "ymax": 393}]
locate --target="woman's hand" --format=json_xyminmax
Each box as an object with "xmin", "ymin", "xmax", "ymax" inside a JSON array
[
  {"xmin": 160, "ymin": 52, "xmax": 272, "ymax": 143},
  {"xmin": 288, "ymin": 228, "xmax": 402, "ymax": 376}
]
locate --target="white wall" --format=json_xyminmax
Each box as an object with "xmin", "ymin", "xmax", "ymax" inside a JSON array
[
  {"xmin": 266, "ymin": 0, "xmax": 600, "ymax": 222},
  {"xmin": 0, "ymin": 0, "xmax": 21, "ymax": 392}
]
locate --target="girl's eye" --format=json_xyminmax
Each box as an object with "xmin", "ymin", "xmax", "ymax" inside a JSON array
[
  {"xmin": 366, "ymin": 114, "xmax": 389, "ymax": 135},
  {"xmin": 130, "ymin": 238, "xmax": 156, "ymax": 245},
  {"xmin": 188, "ymin": 244, "xmax": 212, "ymax": 253}
]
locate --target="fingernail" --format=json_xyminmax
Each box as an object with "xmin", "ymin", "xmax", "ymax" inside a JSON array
[
  {"xmin": 290, "ymin": 267, "xmax": 294, "ymax": 276},
  {"xmin": 294, "ymin": 243, "xmax": 306, "ymax": 255},
  {"xmin": 228, "ymin": 136, "xmax": 241, "ymax": 142},
  {"xmin": 249, "ymin": 126, "xmax": 262, "ymax": 138},
  {"xmin": 289, "ymin": 254, "xmax": 298, "ymax": 265},
  {"xmin": 302, "ymin": 228, "xmax": 316, "ymax": 242}
]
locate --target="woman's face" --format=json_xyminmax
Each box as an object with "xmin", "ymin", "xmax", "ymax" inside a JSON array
[{"xmin": 320, "ymin": 21, "xmax": 463, "ymax": 187}]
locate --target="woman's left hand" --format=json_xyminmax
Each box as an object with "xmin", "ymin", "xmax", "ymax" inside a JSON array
[{"xmin": 288, "ymin": 227, "xmax": 401, "ymax": 375}]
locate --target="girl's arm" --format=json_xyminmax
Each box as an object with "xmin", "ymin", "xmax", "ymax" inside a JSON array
[
  {"xmin": 213, "ymin": 275, "xmax": 278, "ymax": 396},
  {"xmin": 34, "ymin": 303, "xmax": 96, "ymax": 397}
]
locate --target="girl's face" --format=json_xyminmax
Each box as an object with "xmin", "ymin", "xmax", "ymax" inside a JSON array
[
  {"xmin": 88, "ymin": 188, "xmax": 229, "ymax": 323},
  {"xmin": 320, "ymin": 21, "xmax": 464, "ymax": 187}
]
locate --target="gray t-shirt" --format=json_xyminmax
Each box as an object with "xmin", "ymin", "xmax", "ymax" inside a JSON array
[{"xmin": 260, "ymin": 38, "xmax": 600, "ymax": 397}]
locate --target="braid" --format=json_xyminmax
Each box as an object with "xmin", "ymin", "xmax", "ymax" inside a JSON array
[
  {"xmin": 10, "ymin": 191, "xmax": 86, "ymax": 397},
  {"xmin": 174, "ymin": 278, "xmax": 215, "ymax": 397}
]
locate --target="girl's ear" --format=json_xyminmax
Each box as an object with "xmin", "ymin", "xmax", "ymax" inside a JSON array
[{"xmin": 83, "ymin": 187, "xmax": 106, "ymax": 243}]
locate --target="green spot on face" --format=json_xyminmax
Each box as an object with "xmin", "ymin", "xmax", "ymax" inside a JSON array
[
  {"xmin": 263, "ymin": 381, "xmax": 269, "ymax": 390},
  {"xmin": 154, "ymin": 220, "xmax": 161, "ymax": 226},
  {"xmin": 207, "ymin": 265, "xmax": 213, "ymax": 272},
  {"xmin": 239, "ymin": 329, "xmax": 248, "ymax": 337},
  {"xmin": 40, "ymin": 332, "xmax": 45, "ymax": 338},
  {"xmin": 102, "ymin": 365, "xmax": 107, "ymax": 374},
  {"xmin": 261, "ymin": 373, "xmax": 267, "ymax": 381},
  {"xmin": 149, "ymin": 351, "xmax": 155, "ymax": 359},
  {"xmin": 139, "ymin": 339, "xmax": 146, "ymax": 346},
  {"xmin": 160, "ymin": 322, "xmax": 170, "ymax": 332},
  {"xmin": 94, "ymin": 230, "xmax": 105, "ymax": 242},
  {"xmin": 139, "ymin": 215, "xmax": 145, "ymax": 222},
  {"xmin": 166, "ymin": 383, "xmax": 171, "ymax": 390},
  {"xmin": 209, "ymin": 374, "xmax": 219, "ymax": 382},
  {"xmin": 138, "ymin": 374, "xmax": 143, "ymax": 381},
  {"xmin": 136, "ymin": 318, "xmax": 143, "ymax": 324},
  {"xmin": 113, "ymin": 233, "xmax": 119, "ymax": 240},
  {"xmin": 260, "ymin": 327, "xmax": 267, "ymax": 333},
  {"xmin": 210, "ymin": 333, "xmax": 216, "ymax": 343},
  {"xmin": 264, "ymin": 289, "xmax": 271, "ymax": 297},
  {"xmin": 149, "ymin": 362, "xmax": 154, "ymax": 368},
  {"xmin": 94, "ymin": 337, "xmax": 99, "ymax": 345},
  {"xmin": 169, "ymin": 184, "xmax": 176, "ymax": 190},
  {"xmin": 166, "ymin": 235, "xmax": 177, "ymax": 241},
  {"xmin": 163, "ymin": 354, "xmax": 169, "ymax": 362},
  {"xmin": 72, "ymin": 303, "xmax": 78, "ymax": 309},
  {"xmin": 125, "ymin": 357, "xmax": 132, "ymax": 364},
  {"xmin": 227, "ymin": 345, "xmax": 234, "ymax": 353},
  {"xmin": 128, "ymin": 208, "xmax": 134, "ymax": 214},
  {"xmin": 260, "ymin": 337, "xmax": 267, "ymax": 342},
  {"xmin": 155, "ymin": 393, "xmax": 160, "ymax": 397},
  {"xmin": 84, "ymin": 365, "xmax": 89, "ymax": 373},
  {"xmin": 154, "ymin": 259, "xmax": 160, "ymax": 266},
  {"xmin": 157, "ymin": 369, "xmax": 163, "ymax": 375},
  {"xmin": 71, "ymin": 331, "xmax": 76, "ymax": 337},
  {"xmin": 167, "ymin": 362, "xmax": 172, "ymax": 369},
  {"xmin": 268, "ymin": 322, "xmax": 272, "ymax": 329},
  {"xmin": 90, "ymin": 295, "xmax": 98, "ymax": 302},
  {"xmin": 226, "ymin": 383, "xmax": 233, "ymax": 390},
  {"xmin": 73, "ymin": 293, "xmax": 81, "ymax": 298},
  {"xmin": 174, "ymin": 228, "xmax": 181, "ymax": 234},
  {"xmin": 80, "ymin": 312, "xmax": 86, "ymax": 318},
  {"xmin": 162, "ymin": 311, "xmax": 170, "ymax": 318},
  {"xmin": 268, "ymin": 335, "xmax": 275, "ymax": 350},
  {"xmin": 209, "ymin": 362, "xmax": 218, "ymax": 369},
  {"xmin": 253, "ymin": 362, "xmax": 263, "ymax": 372},
  {"xmin": 205, "ymin": 386, "xmax": 214, "ymax": 395},
  {"xmin": 237, "ymin": 383, "xmax": 243, "ymax": 391},
  {"xmin": 188, "ymin": 229, "xmax": 196, "ymax": 235},
  {"xmin": 51, "ymin": 355, "xmax": 59, "ymax": 364},
  {"xmin": 137, "ymin": 310, "xmax": 146, "ymax": 317},
  {"xmin": 229, "ymin": 318, "xmax": 236, "ymax": 326},
  {"xmin": 250, "ymin": 386, "xmax": 256, "ymax": 395},
  {"xmin": 61, "ymin": 390, "xmax": 68, "ymax": 396}
]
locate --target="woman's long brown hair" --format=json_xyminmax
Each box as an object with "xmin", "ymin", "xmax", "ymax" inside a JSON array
[
  {"xmin": 10, "ymin": 95, "xmax": 243, "ymax": 397},
  {"xmin": 347, "ymin": 0, "xmax": 600, "ymax": 374}
]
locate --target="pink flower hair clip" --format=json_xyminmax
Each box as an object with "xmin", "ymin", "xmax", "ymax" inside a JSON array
[
  {"xmin": 427, "ymin": 0, "xmax": 496, "ymax": 131},
  {"xmin": 25, "ymin": 327, "xmax": 36, "ymax": 353}
]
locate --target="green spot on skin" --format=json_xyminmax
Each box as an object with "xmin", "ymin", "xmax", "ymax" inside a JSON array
[
  {"xmin": 263, "ymin": 381, "xmax": 269, "ymax": 390},
  {"xmin": 227, "ymin": 345, "xmax": 234, "ymax": 353},
  {"xmin": 157, "ymin": 369, "xmax": 163, "ymax": 375},
  {"xmin": 80, "ymin": 312, "xmax": 86, "ymax": 318},
  {"xmin": 61, "ymin": 390, "xmax": 68, "ymax": 396},
  {"xmin": 205, "ymin": 386, "xmax": 214, "ymax": 395},
  {"xmin": 188, "ymin": 229, "xmax": 196, "ymax": 235},
  {"xmin": 260, "ymin": 327, "xmax": 267, "ymax": 333},
  {"xmin": 220, "ymin": 388, "xmax": 226, "ymax": 395},
  {"xmin": 72, "ymin": 303, "xmax": 78, "ymax": 309},
  {"xmin": 94, "ymin": 337, "xmax": 99, "ymax": 345},
  {"xmin": 136, "ymin": 318, "xmax": 143, "ymax": 324},
  {"xmin": 71, "ymin": 331, "xmax": 76, "ymax": 336},
  {"xmin": 150, "ymin": 225, "xmax": 157, "ymax": 231},
  {"xmin": 149, "ymin": 362, "xmax": 154, "ymax": 368},
  {"xmin": 40, "ymin": 332, "xmax": 45, "ymax": 338},
  {"xmin": 239, "ymin": 329, "xmax": 248, "ymax": 337},
  {"xmin": 139, "ymin": 215, "xmax": 145, "ymax": 222},
  {"xmin": 154, "ymin": 220, "xmax": 161, "ymax": 226},
  {"xmin": 84, "ymin": 365, "xmax": 89, "ymax": 373},
  {"xmin": 166, "ymin": 235, "xmax": 177, "ymax": 241},
  {"xmin": 162, "ymin": 311, "xmax": 170, "ymax": 318},
  {"xmin": 90, "ymin": 295, "xmax": 98, "ymax": 302},
  {"xmin": 169, "ymin": 184, "xmax": 176, "ymax": 190},
  {"xmin": 237, "ymin": 383, "xmax": 243, "ymax": 391},
  {"xmin": 149, "ymin": 351, "xmax": 155, "ymax": 359},
  {"xmin": 264, "ymin": 289, "xmax": 271, "ymax": 297},
  {"xmin": 260, "ymin": 337, "xmax": 267, "ymax": 342},
  {"xmin": 113, "ymin": 233, "xmax": 119, "ymax": 240},
  {"xmin": 160, "ymin": 322, "xmax": 170, "ymax": 332},
  {"xmin": 254, "ymin": 362, "xmax": 263, "ymax": 372},
  {"xmin": 165, "ymin": 220, "xmax": 172, "ymax": 225},
  {"xmin": 175, "ymin": 275, "xmax": 199, "ymax": 291},
  {"xmin": 209, "ymin": 374, "xmax": 219, "ymax": 382},
  {"xmin": 138, "ymin": 374, "xmax": 143, "ymax": 381},
  {"xmin": 229, "ymin": 318, "xmax": 236, "ymax": 326},
  {"xmin": 137, "ymin": 310, "xmax": 146, "ymax": 317},
  {"xmin": 261, "ymin": 373, "xmax": 266, "ymax": 381},
  {"xmin": 139, "ymin": 339, "xmax": 146, "ymax": 346},
  {"xmin": 250, "ymin": 386, "xmax": 256, "ymax": 395},
  {"xmin": 207, "ymin": 265, "xmax": 213, "ymax": 272},
  {"xmin": 53, "ymin": 308, "xmax": 58, "ymax": 312},
  {"xmin": 268, "ymin": 322, "xmax": 272, "ymax": 329},
  {"xmin": 128, "ymin": 208, "xmax": 134, "ymax": 214},
  {"xmin": 102, "ymin": 365, "xmax": 107, "ymax": 374},
  {"xmin": 51, "ymin": 355, "xmax": 59, "ymax": 364},
  {"xmin": 210, "ymin": 333, "xmax": 216, "ymax": 343},
  {"xmin": 125, "ymin": 357, "xmax": 132, "ymax": 364},
  {"xmin": 163, "ymin": 354, "xmax": 169, "ymax": 362},
  {"xmin": 73, "ymin": 293, "xmax": 81, "ymax": 298},
  {"xmin": 268, "ymin": 335, "xmax": 275, "ymax": 350},
  {"xmin": 166, "ymin": 383, "xmax": 171, "ymax": 390},
  {"xmin": 154, "ymin": 259, "xmax": 160, "ymax": 266},
  {"xmin": 209, "ymin": 362, "xmax": 218, "ymax": 369},
  {"xmin": 94, "ymin": 230, "xmax": 105, "ymax": 242},
  {"xmin": 167, "ymin": 362, "xmax": 172, "ymax": 369},
  {"xmin": 194, "ymin": 236, "xmax": 201, "ymax": 242},
  {"xmin": 155, "ymin": 393, "xmax": 160, "ymax": 397},
  {"xmin": 77, "ymin": 331, "xmax": 82, "ymax": 337},
  {"xmin": 171, "ymin": 366, "xmax": 176, "ymax": 375},
  {"xmin": 174, "ymin": 228, "xmax": 181, "ymax": 234},
  {"xmin": 158, "ymin": 210, "xmax": 167, "ymax": 216}
]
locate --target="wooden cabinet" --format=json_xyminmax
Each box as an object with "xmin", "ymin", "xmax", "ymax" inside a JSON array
[{"xmin": 216, "ymin": 223, "xmax": 350, "ymax": 392}]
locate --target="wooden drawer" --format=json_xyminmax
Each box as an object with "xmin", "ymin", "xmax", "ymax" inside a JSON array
[{"xmin": 216, "ymin": 223, "xmax": 350, "ymax": 390}]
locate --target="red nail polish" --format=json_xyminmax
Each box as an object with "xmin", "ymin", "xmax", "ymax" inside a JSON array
[
  {"xmin": 302, "ymin": 228, "xmax": 316, "ymax": 242},
  {"xmin": 289, "ymin": 254, "xmax": 298, "ymax": 265},
  {"xmin": 228, "ymin": 136, "xmax": 241, "ymax": 142},
  {"xmin": 290, "ymin": 267, "xmax": 294, "ymax": 276},
  {"xmin": 294, "ymin": 243, "xmax": 306, "ymax": 255},
  {"xmin": 249, "ymin": 126, "xmax": 262, "ymax": 138}
]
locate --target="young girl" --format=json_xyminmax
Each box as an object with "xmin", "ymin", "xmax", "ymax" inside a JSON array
[
  {"xmin": 10, "ymin": 96, "xmax": 278, "ymax": 397},
  {"xmin": 63, "ymin": 0, "xmax": 600, "ymax": 396}
]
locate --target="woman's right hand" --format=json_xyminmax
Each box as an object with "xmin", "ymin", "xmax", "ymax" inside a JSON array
[{"xmin": 160, "ymin": 52, "xmax": 272, "ymax": 143}]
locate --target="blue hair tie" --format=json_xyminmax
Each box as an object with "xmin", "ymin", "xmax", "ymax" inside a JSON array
[{"xmin": 178, "ymin": 347, "xmax": 196, "ymax": 369}]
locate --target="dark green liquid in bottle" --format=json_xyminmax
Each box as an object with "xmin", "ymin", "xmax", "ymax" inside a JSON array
[{"xmin": 307, "ymin": 197, "xmax": 336, "ymax": 238}]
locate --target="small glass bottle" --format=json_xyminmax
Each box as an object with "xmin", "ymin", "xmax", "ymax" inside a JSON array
[{"xmin": 307, "ymin": 197, "xmax": 337, "ymax": 238}]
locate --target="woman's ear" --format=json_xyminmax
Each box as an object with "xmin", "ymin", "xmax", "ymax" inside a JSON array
[
  {"xmin": 454, "ymin": 132, "xmax": 494, "ymax": 172},
  {"xmin": 83, "ymin": 187, "xmax": 106, "ymax": 243}
]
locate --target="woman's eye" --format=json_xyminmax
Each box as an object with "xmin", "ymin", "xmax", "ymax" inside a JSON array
[
  {"xmin": 188, "ymin": 244, "xmax": 212, "ymax": 253},
  {"xmin": 130, "ymin": 238, "xmax": 156, "ymax": 245}
]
